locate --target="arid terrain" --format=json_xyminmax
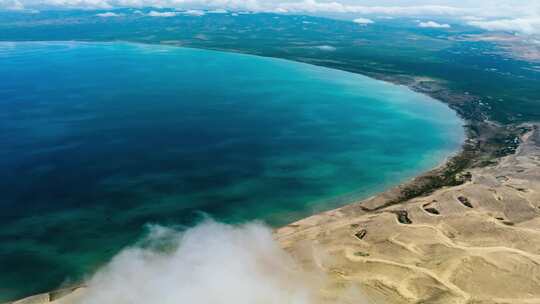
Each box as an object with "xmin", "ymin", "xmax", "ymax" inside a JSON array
[{"xmin": 277, "ymin": 123, "xmax": 540, "ymax": 304}]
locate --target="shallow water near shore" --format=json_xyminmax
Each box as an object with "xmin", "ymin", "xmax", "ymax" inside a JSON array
[{"xmin": 0, "ymin": 41, "xmax": 463, "ymax": 301}]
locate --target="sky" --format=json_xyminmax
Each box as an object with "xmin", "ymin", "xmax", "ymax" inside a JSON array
[{"xmin": 0, "ymin": 0, "xmax": 539, "ymax": 35}]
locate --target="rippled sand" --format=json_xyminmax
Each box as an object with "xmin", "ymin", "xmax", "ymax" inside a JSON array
[{"xmin": 277, "ymin": 124, "xmax": 540, "ymax": 304}]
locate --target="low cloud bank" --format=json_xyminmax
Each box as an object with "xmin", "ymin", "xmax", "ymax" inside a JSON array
[
  {"xmin": 77, "ymin": 220, "xmax": 361, "ymax": 304},
  {"xmin": 3, "ymin": 0, "xmax": 536, "ymax": 19},
  {"xmin": 2, "ymin": 0, "xmax": 539, "ymax": 36},
  {"xmin": 468, "ymin": 17, "xmax": 540, "ymax": 35}
]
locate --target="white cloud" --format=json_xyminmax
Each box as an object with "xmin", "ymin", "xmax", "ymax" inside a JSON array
[
  {"xmin": 353, "ymin": 17, "xmax": 374, "ymax": 24},
  {"xmin": 270, "ymin": 1, "xmax": 467, "ymax": 15},
  {"xmin": 96, "ymin": 11, "xmax": 122, "ymax": 17},
  {"xmin": 180, "ymin": 9, "xmax": 205, "ymax": 16},
  {"xmin": 461, "ymin": 15, "xmax": 485, "ymax": 21},
  {"xmin": 40, "ymin": 0, "xmax": 112, "ymax": 9},
  {"xmin": 76, "ymin": 220, "xmax": 367, "ymax": 304},
  {"xmin": 0, "ymin": 0, "xmax": 24, "ymax": 10},
  {"xmin": 1, "ymin": 0, "xmax": 529, "ymax": 17},
  {"xmin": 418, "ymin": 20, "xmax": 451, "ymax": 28},
  {"xmin": 147, "ymin": 10, "xmax": 178, "ymax": 17},
  {"xmin": 2, "ymin": 0, "xmax": 540, "ymax": 36},
  {"xmin": 469, "ymin": 17, "xmax": 540, "ymax": 35}
]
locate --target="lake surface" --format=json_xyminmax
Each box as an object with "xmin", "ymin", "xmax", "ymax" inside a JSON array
[{"xmin": 0, "ymin": 41, "xmax": 463, "ymax": 300}]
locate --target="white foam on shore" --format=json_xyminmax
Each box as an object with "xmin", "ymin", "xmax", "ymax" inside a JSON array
[{"xmin": 76, "ymin": 220, "xmax": 359, "ymax": 304}]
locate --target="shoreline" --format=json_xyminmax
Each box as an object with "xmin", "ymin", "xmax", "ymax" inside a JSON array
[
  {"xmin": 154, "ymin": 42, "xmax": 525, "ymax": 208},
  {"xmin": 275, "ymin": 123, "xmax": 540, "ymax": 303},
  {"xmin": 2, "ymin": 41, "xmax": 511, "ymax": 208},
  {"xmin": 11, "ymin": 124, "xmax": 538, "ymax": 304},
  {"xmin": 277, "ymin": 122, "xmax": 537, "ymax": 238},
  {"xmin": 5, "ymin": 43, "xmax": 527, "ymax": 304}
]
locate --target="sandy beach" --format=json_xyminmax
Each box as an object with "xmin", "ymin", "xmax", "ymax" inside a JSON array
[{"xmin": 276, "ymin": 123, "xmax": 540, "ymax": 304}]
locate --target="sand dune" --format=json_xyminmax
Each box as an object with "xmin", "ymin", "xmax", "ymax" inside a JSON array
[{"xmin": 277, "ymin": 124, "xmax": 540, "ymax": 304}]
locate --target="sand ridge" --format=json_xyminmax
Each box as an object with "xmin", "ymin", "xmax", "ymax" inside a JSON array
[{"xmin": 276, "ymin": 124, "xmax": 540, "ymax": 304}]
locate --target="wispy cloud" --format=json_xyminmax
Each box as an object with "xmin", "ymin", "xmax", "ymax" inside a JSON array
[
  {"xmin": 147, "ymin": 10, "xmax": 178, "ymax": 17},
  {"xmin": 2, "ymin": 0, "xmax": 539, "ymax": 36},
  {"xmin": 96, "ymin": 11, "xmax": 122, "ymax": 17},
  {"xmin": 469, "ymin": 17, "xmax": 540, "ymax": 35},
  {"xmin": 0, "ymin": 0, "xmax": 527, "ymax": 17}
]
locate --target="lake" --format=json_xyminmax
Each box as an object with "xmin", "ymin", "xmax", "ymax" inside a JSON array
[{"xmin": 0, "ymin": 41, "xmax": 463, "ymax": 300}]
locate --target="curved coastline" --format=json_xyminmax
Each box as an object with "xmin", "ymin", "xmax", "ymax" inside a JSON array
[
  {"xmin": 3, "ymin": 41, "xmax": 470, "ymax": 303},
  {"xmin": 275, "ymin": 123, "xmax": 540, "ymax": 304},
  {"xmin": 113, "ymin": 40, "xmax": 471, "ymax": 213},
  {"xmin": 138, "ymin": 40, "xmax": 473, "ymax": 210},
  {"xmin": 0, "ymin": 40, "xmax": 467, "ymax": 224}
]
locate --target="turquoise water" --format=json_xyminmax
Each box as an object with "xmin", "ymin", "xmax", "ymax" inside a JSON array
[{"xmin": 0, "ymin": 41, "xmax": 463, "ymax": 300}]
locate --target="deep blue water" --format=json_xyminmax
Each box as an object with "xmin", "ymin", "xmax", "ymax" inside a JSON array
[{"xmin": 0, "ymin": 41, "xmax": 463, "ymax": 300}]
